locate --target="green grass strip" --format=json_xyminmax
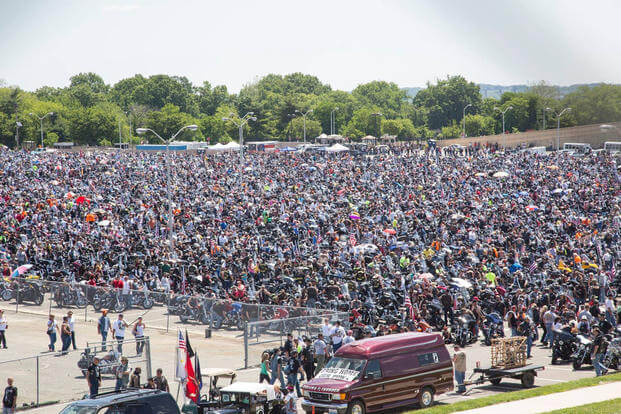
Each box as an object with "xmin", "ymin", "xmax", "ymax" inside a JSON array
[
  {"xmin": 541, "ymin": 398, "xmax": 621, "ymax": 414},
  {"xmin": 413, "ymin": 372, "xmax": 621, "ymax": 414}
]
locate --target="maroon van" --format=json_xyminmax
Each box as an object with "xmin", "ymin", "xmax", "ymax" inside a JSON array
[{"xmin": 301, "ymin": 332, "xmax": 453, "ymax": 413}]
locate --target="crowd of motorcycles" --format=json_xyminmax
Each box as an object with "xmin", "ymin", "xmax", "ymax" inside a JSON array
[{"xmin": 552, "ymin": 326, "xmax": 621, "ymax": 371}]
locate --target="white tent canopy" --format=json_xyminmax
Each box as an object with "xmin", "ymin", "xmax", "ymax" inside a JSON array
[
  {"xmin": 209, "ymin": 143, "xmax": 227, "ymax": 151},
  {"xmin": 326, "ymin": 143, "xmax": 349, "ymax": 153},
  {"xmin": 223, "ymin": 141, "xmax": 241, "ymax": 149}
]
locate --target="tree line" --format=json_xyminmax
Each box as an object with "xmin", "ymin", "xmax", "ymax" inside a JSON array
[{"xmin": 0, "ymin": 73, "xmax": 619, "ymax": 147}]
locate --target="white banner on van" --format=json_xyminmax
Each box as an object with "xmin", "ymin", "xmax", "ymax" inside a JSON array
[{"xmin": 316, "ymin": 368, "xmax": 360, "ymax": 381}]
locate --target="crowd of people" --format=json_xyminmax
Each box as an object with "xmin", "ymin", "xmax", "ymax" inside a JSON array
[{"xmin": 0, "ymin": 145, "xmax": 619, "ymax": 385}]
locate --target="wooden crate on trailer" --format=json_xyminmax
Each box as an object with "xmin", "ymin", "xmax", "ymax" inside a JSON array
[{"xmin": 491, "ymin": 336, "xmax": 527, "ymax": 368}]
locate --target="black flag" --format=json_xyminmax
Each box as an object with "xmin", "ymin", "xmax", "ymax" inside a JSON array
[
  {"xmin": 185, "ymin": 330, "xmax": 195, "ymax": 358},
  {"xmin": 195, "ymin": 352, "xmax": 203, "ymax": 392}
]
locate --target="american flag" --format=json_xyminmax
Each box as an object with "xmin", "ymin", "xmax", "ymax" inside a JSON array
[
  {"xmin": 528, "ymin": 260, "xmax": 537, "ymax": 274},
  {"xmin": 349, "ymin": 233, "xmax": 356, "ymax": 247},
  {"xmin": 176, "ymin": 330, "xmax": 187, "ymax": 380},
  {"xmin": 404, "ymin": 291, "xmax": 414, "ymax": 321},
  {"xmin": 609, "ymin": 260, "xmax": 616, "ymax": 282}
]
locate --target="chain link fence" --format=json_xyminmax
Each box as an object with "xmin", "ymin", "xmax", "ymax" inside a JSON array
[
  {"xmin": 0, "ymin": 277, "xmax": 345, "ymax": 337},
  {"xmin": 243, "ymin": 311, "xmax": 350, "ymax": 369}
]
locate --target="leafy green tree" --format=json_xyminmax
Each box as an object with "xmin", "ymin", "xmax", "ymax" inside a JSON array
[
  {"xmin": 562, "ymin": 84, "xmax": 621, "ymax": 126},
  {"xmin": 413, "ymin": 76, "xmax": 481, "ymax": 129},
  {"xmin": 287, "ymin": 117, "xmax": 322, "ymax": 141},
  {"xmin": 439, "ymin": 122, "xmax": 461, "ymax": 139},
  {"xmin": 142, "ymin": 104, "xmax": 201, "ymax": 142},
  {"xmin": 464, "ymin": 114, "xmax": 496, "ymax": 137},
  {"xmin": 381, "ymin": 118, "xmax": 415, "ymax": 139},
  {"xmin": 352, "ymin": 81, "xmax": 406, "ymax": 118}
]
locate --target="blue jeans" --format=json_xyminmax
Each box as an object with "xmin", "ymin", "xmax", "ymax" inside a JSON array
[
  {"xmin": 544, "ymin": 325, "xmax": 554, "ymax": 346},
  {"xmin": 454, "ymin": 370, "xmax": 466, "ymax": 392},
  {"xmin": 48, "ymin": 332, "xmax": 57, "ymax": 351},
  {"xmin": 526, "ymin": 335, "xmax": 532, "ymax": 358},
  {"xmin": 593, "ymin": 353, "xmax": 606, "ymax": 376},
  {"xmin": 271, "ymin": 370, "xmax": 284, "ymax": 386},
  {"xmin": 606, "ymin": 310, "xmax": 615, "ymax": 326},
  {"xmin": 287, "ymin": 373, "xmax": 302, "ymax": 396},
  {"xmin": 511, "ymin": 327, "xmax": 518, "ymax": 337},
  {"xmin": 116, "ymin": 336, "xmax": 124, "ymax": 354},
  {"xmin": 61, "ymin": 334, "xmax": 71, "ymax": 354},
  {"xmin": 101, "ymin": 331, "xmax": 108, "ymax": 351}
]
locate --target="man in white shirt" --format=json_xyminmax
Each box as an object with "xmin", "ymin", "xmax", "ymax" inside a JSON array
[
  {"xmin": 605, "ymin": 294, "xmax": 615, "ymax": 326},
  {"xmin": 113, "ymin": 314, "xmax": 129, "ymax": 354},
  {"xmin": 331, "ymin": 321, "xmax": 345, "ymax": 352},
  {"xmin": 343, "ymin": 330, "xmax": 355, "ymax": 346},
  {"xmin": 133, "ymin": 317, "xmax": 146, "ymax": 356},
  {"xmin": 321, "ymin": 319, "xmax": 335, "ymax": 348},
  {"xmin": 121, "ymin": 276, "xmax": 131, "ymax": 308},
  {"xmin": 67, "ymin": 311, "xmax": 76, "ymax": 350},
  {"xmin": 313, "ymin": 334, "xmax": 327, "ymax": 375}
]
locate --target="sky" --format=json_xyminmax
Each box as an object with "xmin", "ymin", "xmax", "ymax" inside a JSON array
[{"xmin": 1, "ymin": 0, "xmax": 620, "ymax": 92}]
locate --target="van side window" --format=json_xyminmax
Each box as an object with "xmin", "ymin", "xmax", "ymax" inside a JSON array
[
  {"xmin": 417, "ymin": 352, "xmax": 439, "ymax": 366},
  {"xmin": 147, "ymin": 395, "xmax": 179, "ymax": 414},
  {"xmin": 365, "ymin": 360, "xmax": 382, "ymax": 379}
]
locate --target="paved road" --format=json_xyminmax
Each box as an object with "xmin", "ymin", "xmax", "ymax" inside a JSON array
[{"xmin": 458, "ymin": 382, "xmax": 620, "ymax": 414}]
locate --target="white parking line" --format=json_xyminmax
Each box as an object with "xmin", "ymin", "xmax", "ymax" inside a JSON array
[{"xmin": 536, "ymin": 378, "xmax": 566, "ymax": 382}]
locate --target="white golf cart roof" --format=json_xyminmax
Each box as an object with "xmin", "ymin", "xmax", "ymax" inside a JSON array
[
  {"xmin": 220, "ymin": 382, "xmax": 276, "ymax": 399},
  {"xmin": 201, "ymin": 368, "xmax": 236, "ymax": 378}
]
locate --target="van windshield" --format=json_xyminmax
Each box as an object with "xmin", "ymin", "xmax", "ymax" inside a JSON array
[
  {"xmin": 59, "ymin": 407, "xmax": 98, "ymax": 414},
  {"xmin": 317, "ymin": 357, "xmax": 366, "ymax": 381}
]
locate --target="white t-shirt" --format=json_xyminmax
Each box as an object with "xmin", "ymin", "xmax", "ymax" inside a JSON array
[
  {"xmin": 343, "ymin": 335, "xmax": 355, "ymax": 345},
  {"xmin": 605, "ymin": 298, "xmax": 614, "ymax": 312},
  {"xmin": 68, "ymin": 316, "xmax": 75, "ymax": 332},
  {"xmin": 0, "ymin": 316, "xmax": 7, "ymax": 330},
  {"xmin": 322, "ymin": 324, "xmax": 335, "ymax": 340},
  {"xmin": 122, "ymin": 280, "xmax": 130, "ymax": 295},
  {"xmin": 113, "ymin": 320, "xmax": 126, "ymax": 338},
  {"xmin": 332, "ymin": 326, "xmax": 345, "ymax": 345},
  {"xmin": 135, "ymin": 323, "xmax": 144, "ymax": 337}
]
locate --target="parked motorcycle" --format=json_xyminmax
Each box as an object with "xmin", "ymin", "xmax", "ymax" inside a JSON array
[
  {"xmin": 54, "ymin": 285, "xmax": 87, "ymax": 309},
  {"xmin": 92, "ymin": 290, "xmax": 126, "ymax": 313},
  {"xmin": 551, "ymin": 329, "xmax": 577, "ymax": 365},
  {"xmin": 602, "ymin": 334, "xmax": 621, "ymax": 371},
  {"xmin": 451, "ymin": 315, "xmax": 477, "ymax": 347},
  {"xmin": 0, "ymin": 281, "xmax": 13, "ymax": 301},
  {"xmin": 16, "ymin": 282, "xmax": 44, "ymax": 306},
  {"xmin": 77, "ymin": 349, "xmax": 121, "ymax": 377},
  {"xmin": 128, "ymin": 291, "xmax": 154, "ymax": 310},
  {"xmin": 178, "ymin": 303, "xmax": 211, "ymax": 325},
  {"xmin": 572, "ymin": 334, "xmax": 594, "ymax": 370},
  {"xmin": 482, "ymin": 312, "xmax": 504, "ymax": 346},
  {"xmin": 213, "ymin": 303, "xmax": 244, "ymax": 330}
]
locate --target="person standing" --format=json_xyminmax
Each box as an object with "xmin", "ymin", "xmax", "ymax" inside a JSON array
[
  {"xmin": 67, "ymin": 311, "xmax": 77, "ymax": 350},
  {"xmin": 0, "ymin": 310, "xmax": 7, "ymax": 349},
  {"xmin": 2, "ymin": 378, "xmax": 17, "ymax": 414},
  {"xmin": 452, "ymin": 345, "xmax": 466, "ymax": 393},
  {"xmin": 301, "ymin": 338, "xmax": 315, "ymax": 381},
  {"xmin": 269, "ymin": 348, "xmax": 284, "ymax": 387},
  {"xmin": 605, "ymin": 294, "xmax": 615, "ymax": 326},
  {"xmin": 46, "ymin": 314, "xmax": 59, "ymax": 352},
  {"xmin": 313, "ymin": 334, "xmax": 327, "ymax": 375},
  {"xmin": 129, "ymin": 367, "xmax": 142, "ymax": 388},
  {"xmin": 112, "ymin": 314, "xmax": 129, "ymax": 354},
  {"xmin": 343, "ymin": 330, "xmax": 355, "ymax": 346},
  {"xmin": 133, "ymin": 317, "xmax": 145, "ymax": 356},
  {"xmin": 60, "ymin": 316, "xmax": 71, "ymax": 355},
  {"xmin": 153, "ymin": 368, "xmax": 169, "ymax": 392},
  {"xmin": 115, "ymin": 357, "xmax": 130, "ymax": 391},
  {"xmin": 97, "ymin": 310, "xmax": 111, "ymax": 351},
  {"xmin": 86, "ymin": 357, "xmax": 101, "ymax": 398},
  {"xmin": 331, "ymin": 321, "xmax": 345, "ymax": 353},
  {"xmin": 591, "ymin": 326, "xmax": 608, "ymax": 377}
]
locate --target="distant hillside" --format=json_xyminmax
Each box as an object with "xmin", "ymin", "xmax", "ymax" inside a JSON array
[{"xmin": 403, "ymin": 83, "xmax": 610, "ymax": 100}]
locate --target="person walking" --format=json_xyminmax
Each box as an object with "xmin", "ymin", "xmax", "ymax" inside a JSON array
[
  {"xmin": 0, "ymin": 310, "xmax": 7, "ymax": 349},
  {"xmin": 115, "ymin": 357, "xmax": 130, "ymax": 391},
  {"xmin": 269, "ymin": 348, "xmax": 284, "ymax": 387},
  {"xmin": 2, "ymin": 378, "xmax": 17, "ymax": 414},
  {"xmin": 60, "ymin": 316, "xmax": 71, "ymax": 355},
  {"xmin": 112, "ymin": 314, "xmax": 129, "ymax": 354},
  {"xmin": 67, "ymin": 311, "xmax": 77, "ymax": 350},
  {"xmin": 97, "ymin": 310, "xmax": 111, "ymax": 351},
  {"xmin": 86, "ymin": 357, "xmax": 101, "ymax": 398},
  {"xmin": 452, "ymin": 345, "xmax": 466, "ymax": 393},
  {"xmin": 259, "ymin": 353, "xmax": 271, "ymax": 384},
  {"xmin": 133, "ymin": 317, "xmax": 145, "ymax": 356},
  {"xmin": 46, "ymin": 314, "xmax": 59, "ymax": 352}
]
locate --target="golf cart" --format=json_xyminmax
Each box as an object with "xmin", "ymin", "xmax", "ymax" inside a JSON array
[
  {"xmin": 201, "ymin": 382, "xmax": 284, "ymax": 414},
  {"xmin": 182, "ymin": 368, "xmax": 236, "ymax": 414}
]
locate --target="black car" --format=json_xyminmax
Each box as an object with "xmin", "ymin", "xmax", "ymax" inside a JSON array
[{"xmin": 59, "ymin": 389, "xmax": 180, "ymax": 414}]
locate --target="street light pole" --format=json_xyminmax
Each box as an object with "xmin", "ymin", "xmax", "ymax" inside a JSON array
[
  {"xmin": 494, "ymin": 106, "xmax": 513, "ymax": 149},
  {"xmin": 371, "ymin": 112, "xmax": 383, "ymax": 139},
  {"xmin": 295, "ymin": 109, "xmax": 313, "ymax": 143},
  {"xmin": 15, "ymin": 121, "xmax": 22, "ymax": 148},
  {"xmin": 546, "ymin": 107, "xmax": 572, "ymax": 150},
  {"xmin": 223, "ymin": 112, "xmax": 257, "ymax": 163},
  {"xmin": 462, "ymin": 104, "xmax": 473, "ymax": 138},
  {"xmin": 29, "ymin": 112, "xmax": 53, "ymax": 148},
  {"xmin": 330, "ymin": 107, "xmax": 339, "ymax": 135},
  {"xmin": 135, "ymin": 124, "xmax": 198, "ymax": 256}
]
